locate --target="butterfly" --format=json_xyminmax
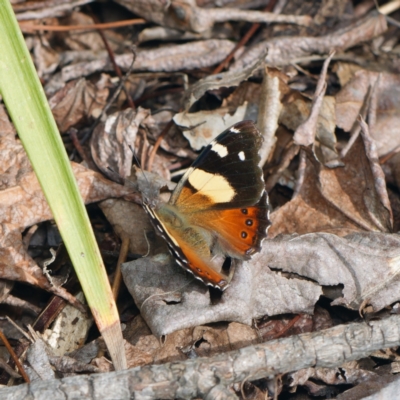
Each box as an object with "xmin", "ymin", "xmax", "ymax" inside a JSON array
[{"xmin": 143, "ymin": 120, "xmax": 270, "ymax": 290}]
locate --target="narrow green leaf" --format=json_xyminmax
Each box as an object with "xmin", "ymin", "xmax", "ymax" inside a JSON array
[{"xmin": 0, "ymin": 0, "xmax": 126, "ymax": 369}]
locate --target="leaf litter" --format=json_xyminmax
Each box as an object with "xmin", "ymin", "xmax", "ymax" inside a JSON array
[{"xmin": 3, "ymin": 1, "xmax": 400, "ymax": 398}]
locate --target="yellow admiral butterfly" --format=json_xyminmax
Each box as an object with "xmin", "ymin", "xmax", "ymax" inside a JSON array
[{"xmin": 143, "ymin": 120, "xmax": 270, "ymax": 290}]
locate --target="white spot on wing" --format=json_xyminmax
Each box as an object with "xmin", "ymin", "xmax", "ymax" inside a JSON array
[
  {"xmin": 238, "ymin": 151, "xmax": 245, "ymax": 161},
  {"xmin": 230, "ymin": 127, "xmax": 240, "ymax": 133},
  {"xmin": 211, "ymin": 143, "xmax": 228, "ymax": 158},
  {"xmin": 188, "ymin": 169, "xmax": 235, "ymax": 203}
]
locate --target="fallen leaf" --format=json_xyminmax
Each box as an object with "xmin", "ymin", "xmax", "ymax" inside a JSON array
[
  {"xmin": 263, "ymin": 231, "xmax": 400, "ymax": 311},
  {"xmin": 49, "ymin": 78, "xmax": 109, "ymax": 133},
  {"xmin": 173, "ymin": 103, "xmax": 247, "ymax": 150},
  {"xmin": 121, "ymin": 253, "xmax": 321, "ymax": 336},
  {"xmin": 91, "ymin": 107, "xmax": 150, "ymax": 179},
  {"xmin": 0, "ymin": 127, "xmax": 132, "ymax": 303},
  {"xmin": 269, "ymin": 129, "xmax": 392, "ymax": 237},
  {"xmin": 43, "ymin": 292, "xmax": 93, "ymax": 356},
  {"xmin": 336, "ymin": 69, "xmax": 400, "ymax": 157}
]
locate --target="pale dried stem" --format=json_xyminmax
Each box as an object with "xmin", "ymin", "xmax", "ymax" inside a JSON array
[{"xmin": 257, "ymin": 67, "xmax": 281, "ymax": 167}]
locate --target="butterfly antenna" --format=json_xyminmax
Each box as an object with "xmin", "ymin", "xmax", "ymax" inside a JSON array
[
  {"xmin": 129, "ymin": 145, "xmax": 152, "ymax": 205},
  {"xmin": 129, "ymin": 145, "xmax": 150, "ymax": 184}
]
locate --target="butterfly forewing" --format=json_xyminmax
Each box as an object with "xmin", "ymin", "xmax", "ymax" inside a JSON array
[{"xmin": 170, "ymin": 120, "xmax": 265, "ymax": 211}]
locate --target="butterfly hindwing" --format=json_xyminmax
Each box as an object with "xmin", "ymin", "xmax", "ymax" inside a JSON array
[
  {"xmin": 199, "ymin": 190, "xmax": 270, "ymax": 259},
  {"xmin": 143, "ymin": 202, "xmax": 231, "ymax": 289}
]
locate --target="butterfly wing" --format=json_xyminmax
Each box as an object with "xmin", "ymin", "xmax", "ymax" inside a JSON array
[
  {"xmin": 143, "ymin": 202, "xmax": 231, "ymax": 289},
  {"xmin": 199, "ymin": 190, "xmax": 270, "ymax": 259},
  {"xmin": 170, "ymin": 120, "xmax": 270, "ymax": 258},
  {"xmin": 170, "ymin": 120, "xmax": 265, "ymax": 212},
  {"xmin": 143, "ymin": 121, "xmax": 270, "ymax": 290}
]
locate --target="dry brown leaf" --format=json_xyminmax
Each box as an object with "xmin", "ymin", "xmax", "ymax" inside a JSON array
[
  {"xmin": 99, "ymin": 199, "xmax": 163, "ymax": 256},
  {"xmin": 270, "ymin": 130, "xmax": 392, "ymax": 237},
  {"xmin": 183, "ymin": 53, "xmax": 265, "ymax": 110},
  {"xmin": 121, "ymin": 253, "xmax": 321, "ymax": 336},
  {"xmin": 90, "ymin": 107, "xmax": 150, "ymax": 179},
  {"xmin": 26, "ymin": 338, "xmax": 55, "ymax": 382},
  {"xmin": 173, "ymin": 104, "xmax": 247, "ymax": 150},
  {"xmin": 289, "ymin": 364, "xmax": 377, "ymax": 389},
  {"xmin": 122, "ymin": 314, "xmax": 259, "ymax": 369},
  {"xmin": 280, "ymin": 96, "xmax": 339, "ymax": 167},
  {"xmin": 335, "ymin": 374, "xmax": 399, "ymax": 400},
  {"xmin": 293, "ymin": 52, "xmax": 333, "ymax": 147},
  {"xmin": 336, "ymin": 69, "xmax": 400, "ymax": 157},
  {"xmin": 0, "ymin": 128, "xmax": 131, "ymax": 303},
  {"xmin": 264, "ymin": 231, "xmax": 400, "ymax": 311},
  {"xmin": 49, "ymin": 78, "xmax": 109, "ymax": 133},
  {"xmin": 43, "ymin": 292, "xmax": 92, "ymax": 356},
  {"xmin": 32, "ymin": 35, "xmax": 60, "ymax": 77},
  {"xmin": 48, "ymin": 355, "xmax": 100, "ymax": 375},
  {"xmin": 60, "ymin": 11, "xmax": 122, "ymax": 53}
]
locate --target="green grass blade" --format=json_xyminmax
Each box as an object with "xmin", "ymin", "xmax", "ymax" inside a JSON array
[{"xmin": 0, "ymin": 0, "xmax": 126, "ymax": 370}]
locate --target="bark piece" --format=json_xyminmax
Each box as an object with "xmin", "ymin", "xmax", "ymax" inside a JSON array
[
  {"xmin": 0, "ymin": 124, "xmax": 131, "ymax": 301},
  {"xmin": 3, "ymin": 314, "xmax": 400, "ymax": 399},
  {"xmin": 231, "ymin": 12, "xmax": 387, "ymax": 70},
  {"xmin": 62, "ymin": 40, "xmax": 236, "ymax": 81},
  {"xmin": 115, "ymin": 0, "xmax": 311, "ymax": 33}
]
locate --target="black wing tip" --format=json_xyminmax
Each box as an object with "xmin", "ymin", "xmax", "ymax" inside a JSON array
[{"xmin": 229, "ymin": 120, "xmax": 260, "ymax": 134}]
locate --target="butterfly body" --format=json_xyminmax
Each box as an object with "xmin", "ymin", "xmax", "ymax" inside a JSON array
[{"xmin": 143, "ymin": 120, "xmax": 270, "ymax": 290}]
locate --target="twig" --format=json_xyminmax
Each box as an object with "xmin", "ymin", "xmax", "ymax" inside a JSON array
[
  {"xmin": 4, "ymin": 315, "xmax": 400, "ymax": 398},
  {"xmin": 275, "ymin": 314, "xmax": 303, "ymax": 339},
  {"xmin": 89, "ymin": 12, "xmax": 135, "ymax": 110},
  {"xmin": 379, "ymin": 144, "xmax": 400, "ymax": 164},
  {"xmin": 80, "ymin": 48, "xmax": 137, "ymax": 146},
  {"xmin": 146, "ymin": 120, "xmax": 174, "ymax": 172},
  {"xmin": 212, "ymin": 0, "xmax": 277, "ymax": 74},
  {"xmin": 112, "ymin": 236, "xmax": 130, "ymax": 300},
  {"xmin": 19, "ymin": 18, "xmax": 146, "ymax": 33},
  {"xmin": 257, "ymin": 66, "xmax": 281, "ymax": 166},
  {"xmin": 0, "ymin": 330, "xmax": 30, "ymax": 383}
]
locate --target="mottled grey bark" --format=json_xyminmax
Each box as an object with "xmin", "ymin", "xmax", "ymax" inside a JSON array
[{"xmin": 2, "ymin": 314, "xmax": 400, "ymax": 399}]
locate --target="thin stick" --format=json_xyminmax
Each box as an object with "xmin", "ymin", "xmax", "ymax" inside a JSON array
[
  {"xmin": 19, "ymin": 18, "xmax": 146, "ymax": 33},
  {"xmin": 0, "ymin": 330, "xmax": 30, "ymax": 383},
  {"xmin": 212, "ymin": 0, "xmax": 277, "ymax": 74},
  {"xmin": 112, "ymin": 236, "xmax": 130, "ymax": 300},
  {"xmin": 146, "ymin": 120, "xmax": 174, "ymax": 172}
]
